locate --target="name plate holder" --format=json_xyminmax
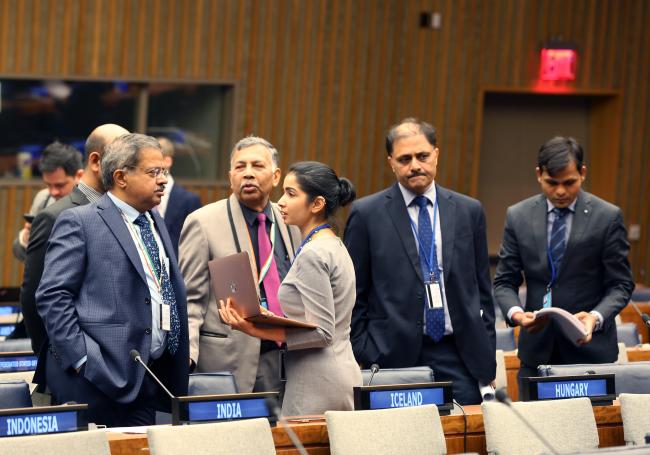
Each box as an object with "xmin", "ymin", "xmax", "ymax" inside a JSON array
[
  {"xmin": 171, "ymin": 392, "xmax": 279, "ymax": 425},
  {"xmin": 0, "ymin": 351, "xmax": 38, "ymax": 373},
  {"xmin": 354, "ymin": 381, "xmax": 454, "ymax": 416},
  {"xmin": 521, "ymin": 374, "xmax": 616, "ymax": 406},
  {"xmin": 0, "ymin": 404, "xmax": 88, "ymax": 437}
]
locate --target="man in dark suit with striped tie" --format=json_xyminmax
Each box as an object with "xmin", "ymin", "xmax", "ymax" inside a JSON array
[
  {"xmin": 494, "ymin": 136, "xmax": 634, "ymax": 390},
  {"xmin": 345, "ymin": 118, "xmax": 496, "ymax": 405},
  {"xmin": 36, "ymin": 133, "xmax": 189, "ymax": 426}
]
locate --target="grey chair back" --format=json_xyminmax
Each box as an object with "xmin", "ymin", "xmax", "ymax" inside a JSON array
[
  {"xmin": 495, "ymin": 327, "xmax": 517, "ymax": 351},
  {"xmin": 360, "ymin": 366, "xmax": 434, "ymax": 386},
  {"xmin": 0, "ymin": 380, "xmax": 32, "ymax": 409}
]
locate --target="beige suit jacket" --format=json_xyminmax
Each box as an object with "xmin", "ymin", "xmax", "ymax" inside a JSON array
[{"xmin": 179, "ymin": 193, "xmax": 301, "ymax": 392}]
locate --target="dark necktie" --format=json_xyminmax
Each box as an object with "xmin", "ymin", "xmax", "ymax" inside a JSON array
[
  {"xmin": 414, "ymin": 195, "xmax": 445, "ymax": 342},
  {"xmin": 134, "ymin": 213, "xmax": 180, "ymax": 355},
  {"xmin": 549, "ymin": 207, "xmax": 570, "ymax": 273}
]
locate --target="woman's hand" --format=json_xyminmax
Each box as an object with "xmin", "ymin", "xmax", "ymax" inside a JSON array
[{"xmin": 218, "ymin": 298, "xmax": 259, "ymax": 337}]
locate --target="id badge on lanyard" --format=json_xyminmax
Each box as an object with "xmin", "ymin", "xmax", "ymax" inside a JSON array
[{"xmin": 425, "ymin": 280, "xmax": 444, "ymax": 309}]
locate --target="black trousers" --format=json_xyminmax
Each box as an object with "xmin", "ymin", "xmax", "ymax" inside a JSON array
[
  {"xmin": 46, "ymin": 351, "xmax": 161, "ymax": 427},
  {"xmin": 418, "ymin": 335, "xmax": 482, "ymax": 405}
]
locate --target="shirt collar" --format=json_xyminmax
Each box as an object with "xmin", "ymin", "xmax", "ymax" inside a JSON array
[
  {"xmin": 546, "ymin": 198, "xmax": 577, "ymax": 214},
  {"xmin": 398, "ymin": 181, "xmax": 438, "ymax": 207},
  {"xmin": 239, "ymin": 200, "xmax": 273, "ymax": 227},
  {"xmin": 107, "ymin": 191, "xmax": 145, "ymax": 222},
  {"xmin": 76, "ymin": 181, "xmax": 103, "ymax": 204}
]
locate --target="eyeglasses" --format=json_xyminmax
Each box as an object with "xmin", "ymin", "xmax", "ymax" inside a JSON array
[{"xmin": 124, "ymin": 167, "xmax": 169, "ymax": 179}]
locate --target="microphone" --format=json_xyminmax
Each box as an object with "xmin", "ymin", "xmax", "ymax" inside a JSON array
[
  {"xmin": 494, "ymin": 388, "xmax": 559, "ymax": 455},
  {"xmin": 367, "ymin": 364, "xmax": 380, "ymax": 386},
  {"xmin": 629, "ymin": 301, "xmax": 650, "ymax": 328},
  {"xmin": 264, "ymin": 397, "xmax": 308, "ymax": 455},
  {"xmin": 130, "ymin": 349, "xmax": 175, "ymax": 400}
]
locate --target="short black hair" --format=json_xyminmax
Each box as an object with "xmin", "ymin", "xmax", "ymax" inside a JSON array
[
  {"xmin": 385, "ymin": 118, "xmax": 437, "ymax": 156},
  {"xmin": 537, "ymin": 136, "xmax": 584, "ymax": 177},
  {"xmin": 288, "ymin": 161, "xmax": 356, "ymax": 219},
  {"xmin": 38, "ymin": 141, "xmax": 84, "ymax": 176}
]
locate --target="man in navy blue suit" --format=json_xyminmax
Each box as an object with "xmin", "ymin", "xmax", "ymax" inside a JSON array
[
  {"xmin": 36, "ymin": 133, "xmax": 189, "ymax": 427},
  {"xmin": 156, "ymin": 137, "xmax": 202, "ymax": 257},
  {"xmin": 344, "ymin": 118, "xmax": 496, "ymax": 404}
]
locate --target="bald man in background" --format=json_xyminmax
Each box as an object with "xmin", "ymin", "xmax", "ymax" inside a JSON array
[{"xmin": 21, "ymin": 124, "xmax": 129, "ymax": 358}]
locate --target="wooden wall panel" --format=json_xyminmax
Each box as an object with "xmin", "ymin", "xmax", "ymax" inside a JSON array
[{"xmin": 0, "ymin": 0, "xmax": 648, "ymax": 286}]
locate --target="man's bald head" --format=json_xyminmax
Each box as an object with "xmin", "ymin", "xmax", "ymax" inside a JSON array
[{"xmin": 84, "ymin": 124, "xmax": 130, "ymax": 164}]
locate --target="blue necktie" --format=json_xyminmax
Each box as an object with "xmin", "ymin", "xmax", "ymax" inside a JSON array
[
  {"xmin": 549, "ymin": 207, "xmax": 570, "ymax": 273},
  {"xmin": 134, "ymin": 213, "xmax": 180, "ymax": 355},
  {"xmin": 414, "ymin": 195, "xmax": 445, "ymax": 342}
]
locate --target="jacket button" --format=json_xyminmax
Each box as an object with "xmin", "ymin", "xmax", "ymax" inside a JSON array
[
  {"xmin": 145, "ymin": 328, "xmax": 152, "ymax": 335},
  {"xmin": 144, "ymin": 297, "xmax": 151, "ymax": 305}
]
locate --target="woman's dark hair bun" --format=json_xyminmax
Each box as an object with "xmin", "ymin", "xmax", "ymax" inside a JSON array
[{"xmin": 337, "ymin": 177, "xmax": 356, "ymax": 207}]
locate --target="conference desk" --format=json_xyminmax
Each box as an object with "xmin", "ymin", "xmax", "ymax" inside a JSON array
[
  {"xmin": 106, "ymin": 402, "xmax": 626, "ymax": 454},
  {"xmin": 504, "ymin": 347, "xmax": 650, "ymax": 401}
]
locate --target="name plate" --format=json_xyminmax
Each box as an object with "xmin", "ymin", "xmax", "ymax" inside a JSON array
[
  {"xmin": 521, "ymin": 374, "xmax": 615, "ymax": 405},
  {"xmin": 0, "ymin": 404, "xmax": 88, "ymax": 437},
  {"xmin": 354, "ymin": 382, "xmax": 453, "ymax": 415},
  {"xmin": 0, "ymin": 352, "xmax": 38, "ymax": 373},
  {"xmin": 171, "ymin": 392, "xmax": 278, "ymax": 425}
]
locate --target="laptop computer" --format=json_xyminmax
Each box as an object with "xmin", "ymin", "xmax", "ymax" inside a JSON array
[{"xmin": 208, "ymin": 252, "xmax": 316, "ymax": 329}]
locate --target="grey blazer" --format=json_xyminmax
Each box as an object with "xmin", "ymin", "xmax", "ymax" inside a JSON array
[
  {"xmin": 179, "ymin": 193, "xmax": 301, "ymax": 392},
  {"xmin": 279, "ymin": 237, "xmax": 362, "ymax": 416},
  {"xmin": 494, "ymin": 191, "xmax": 634, "ymax": 367}
]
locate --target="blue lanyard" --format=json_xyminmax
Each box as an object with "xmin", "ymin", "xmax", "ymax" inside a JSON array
[
  {"xmin": 408, "ymin": 198, "xmax": 439, "ymax": 282},
  {"xmin": 293, "ymin": 223, "xmax": 331, "ymax": 260}
]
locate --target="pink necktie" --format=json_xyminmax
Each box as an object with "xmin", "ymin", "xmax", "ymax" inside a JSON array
[{"xmin": 257, "ymin": 213, "xmax": 284, "ymax": 317}]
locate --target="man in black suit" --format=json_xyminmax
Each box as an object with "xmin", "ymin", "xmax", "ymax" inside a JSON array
[
  {"xmin": 156, "ymin": 137, "xmax": 202, "ymax": 257},
  {"xmin": 493, "ymin": 136, "xmax": 634, "ymax": 388},
  {"xmin": 21, "ymin": 124, "xmax": 129, "ymax": 356},
  {"xmin": 344, "ymin": 118, "xmax": 496, "ymax": 404}
]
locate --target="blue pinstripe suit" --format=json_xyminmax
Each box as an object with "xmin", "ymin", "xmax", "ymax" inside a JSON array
[{"xmin": 36, "ymin": 194, "xmax": 189, "ymax": 423}]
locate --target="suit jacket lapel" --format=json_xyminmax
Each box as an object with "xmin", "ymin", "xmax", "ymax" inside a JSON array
[
  {"xmin": 97, "ymin": 195, "xmax": 148, "ymax": 285},
  {"xmin": 531, "ymin": 195, "xmax": 549, "ymax": 275},
  {"xmin": 386, "ymin": 183, "xmax": 423, "ymax": 282},
  {"xmin": 229, "ymin": 193, "xmax": 259, "ymax": 284},
  {"xmin": 558, "ymin": 192, "xmax": 591, "ymax": 278},
  {"xmin": 437, "ymin": 185, "xmax": 456, "ymax": 279}
]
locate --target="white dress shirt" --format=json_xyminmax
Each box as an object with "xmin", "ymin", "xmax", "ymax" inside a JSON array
[{"xmin": 398, "ymin": 182, "xmax": 453, "ymax": 336}]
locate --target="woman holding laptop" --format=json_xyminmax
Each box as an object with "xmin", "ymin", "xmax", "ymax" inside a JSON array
[{"xmin": 219, "ymin": 161, "xmax": 361, "ymax": 416}]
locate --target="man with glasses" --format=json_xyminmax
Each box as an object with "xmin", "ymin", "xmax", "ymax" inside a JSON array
[{"xmin": 36, "ymin": 133, "xmax": 189, "ymax": 427}]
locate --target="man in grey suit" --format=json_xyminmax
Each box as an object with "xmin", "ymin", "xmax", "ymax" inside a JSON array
[
  {"xmin": 180, "ymin": 136, "xmax": 300, "ymax": 393},
  {"xmin": 36, "ymin": 133, "xmax": 189, "ymax": 426},
  {"xmin": 22, "ymin": 124, "xmax": 128, "ymax": 357},
  {"xmin": 494, "ymin": 136, "xmax": 634, "ymax": 389}
]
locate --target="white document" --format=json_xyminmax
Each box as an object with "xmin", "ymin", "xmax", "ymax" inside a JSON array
[{"xmin": 535, "ymin": 307, "xmax": 589, "ymax": 345}]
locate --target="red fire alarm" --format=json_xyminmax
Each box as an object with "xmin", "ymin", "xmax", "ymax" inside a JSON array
[{"xmin": 540, "ymin": 48, "xmax": 577, "ymax": 81}]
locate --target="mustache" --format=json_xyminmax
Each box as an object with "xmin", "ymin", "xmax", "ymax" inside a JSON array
[
  {"xmin": 407, "ymin": 171, "xmax": 427, "ymax": 178},
  {"xmin": 156, "ymin": 185, "xmax": 166, "ymax": 192}
]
